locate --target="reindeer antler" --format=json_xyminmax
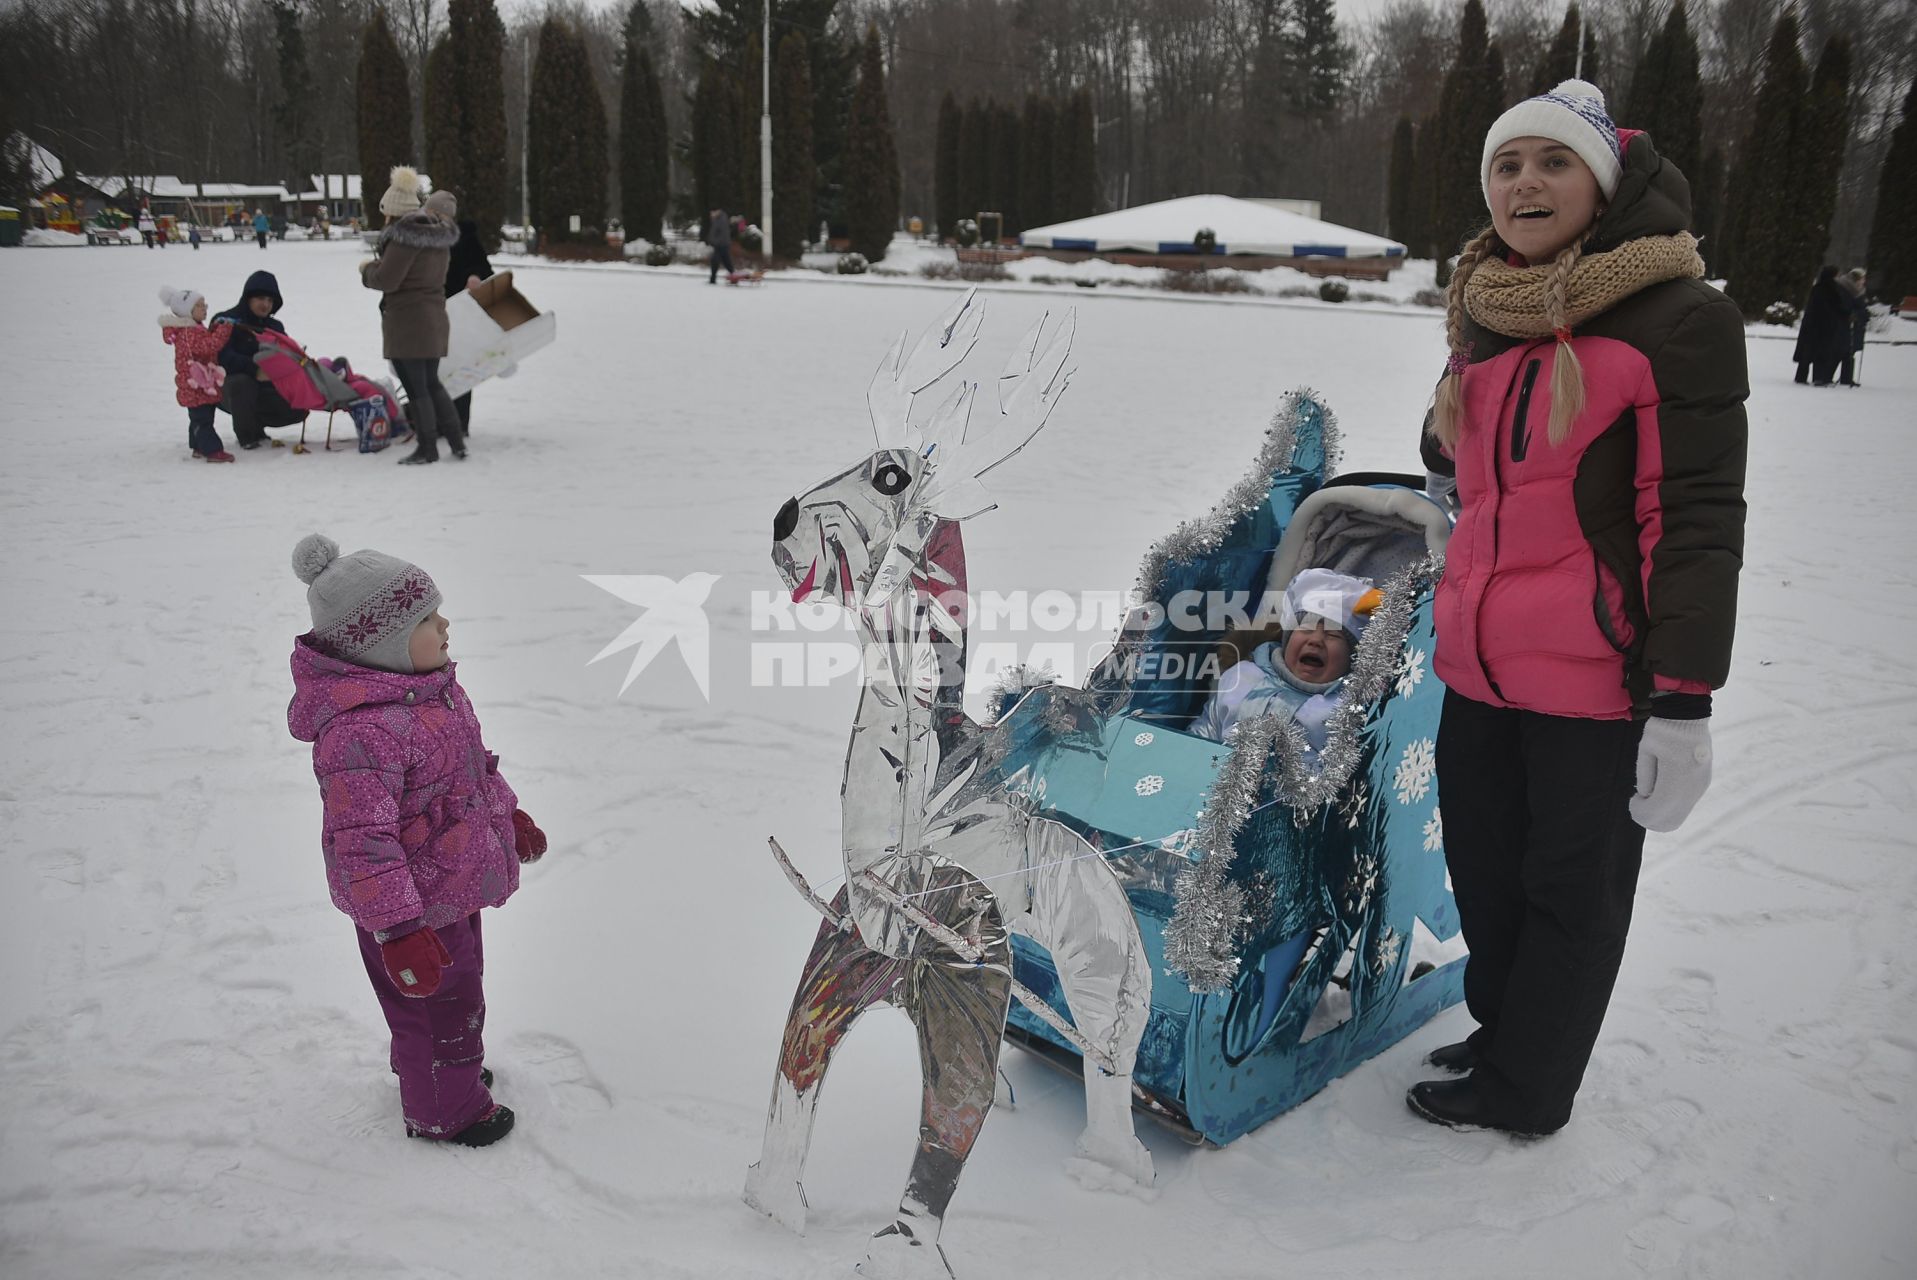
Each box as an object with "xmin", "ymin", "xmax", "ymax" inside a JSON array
[
  {"xmin": 913, "ymin": 309, "xmax": 1076, "ymax": 520},
  {"xmin": 867, "ymin": 288, "xmax": 986, "ymax": 451}
]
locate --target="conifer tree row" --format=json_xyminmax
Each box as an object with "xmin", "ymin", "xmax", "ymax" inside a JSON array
[
  {"xmin": 1866, "ymin": 78, "xmax": 1916, "ymax": 300},
  {"xmin": 527, "ymin": 16, "xmax": 607, "ymax": 242},
  {"xmin": 1430, "ymin": 0, "xmax": 1503, "ymax": 279},
  {"xmin": 619, "ymin": 1, "xmax": 669, "ymax": 244},
  {"xmin": 355, "ymin": 11, "xmax": 412, "ymax": 228},
  {"xmin": 1623, "ymin": 0, "xmax": 1702, "ymax": 189},
  {"xmin": 843, "ymin": 24, "xmax": 899, "ymax": 260},
  {"xmin": 934, "ymin": 91, "xmax": 961, "ymax": 239},
  {"xmin": 772, "ymin": 31, "xmax": 814, "ymax": 259}
]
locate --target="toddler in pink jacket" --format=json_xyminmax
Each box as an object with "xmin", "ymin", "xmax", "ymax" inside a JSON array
[{"xmin": 287, "ymin": 533, "xmax": 547, "ymax": 1146}]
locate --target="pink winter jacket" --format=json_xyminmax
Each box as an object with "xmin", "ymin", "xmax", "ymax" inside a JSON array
[
  {"xmin": 288, "ymin": 635, "xmax": 520, "ymax": 932},
  {"xmin": 159, "ymin": 314, "xmax": 233, "ymax": 408}
]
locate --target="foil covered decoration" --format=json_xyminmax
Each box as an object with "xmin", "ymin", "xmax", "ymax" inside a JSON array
[{"xmin": 746, "ymin": 293, "xmax": 1157, "ymax": 1277}]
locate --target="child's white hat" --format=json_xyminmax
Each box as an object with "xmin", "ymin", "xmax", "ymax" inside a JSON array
[
  {"xmin": 1280, "ymin": 568, "xmax": 1382, "ymax": 640},
  {"xmin": 158, "ymin": 285, "xmax": 203, "ymax": 317}
]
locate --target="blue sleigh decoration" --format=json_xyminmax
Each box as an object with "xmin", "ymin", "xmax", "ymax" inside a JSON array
[{"xmin": 989, "ymin": 390, "xmax": 1467, "ymax": 1145}]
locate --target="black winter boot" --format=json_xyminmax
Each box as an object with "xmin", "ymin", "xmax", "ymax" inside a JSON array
[
  {"xmin": 1423, "ymin": 1041, "xmax": 1478, "ymax": 1074},
  {"xmin": 1406, "ymin": 1077, "xmax": 1561, "ymax": 1136},
  {"xmin": 398, "ymin": 445, "xmax": 439, "ymax": 465},
  {"xmin": 410, "ymin": 1103, "xmax": 515, "ymax": 1147}
]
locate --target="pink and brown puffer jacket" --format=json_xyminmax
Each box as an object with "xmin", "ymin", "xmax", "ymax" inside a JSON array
[
  {"xmin": 159, "ymin": 314, "xmax": 234, "ymax": 407},
  {"xmin": 1423, "ymin": 131, "xmax": 1749, "ymax": 721},
  {"xmin": 288, "ymin": 635, "xmax": 520, "ymax": 933}
]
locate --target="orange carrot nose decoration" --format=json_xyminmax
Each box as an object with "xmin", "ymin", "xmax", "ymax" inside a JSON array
[{"xmin": 1354, "ymin": 587, "xmax": 1386, "ymax": 618}]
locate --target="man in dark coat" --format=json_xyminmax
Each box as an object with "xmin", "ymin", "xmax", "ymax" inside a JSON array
[
  {"xmin": 213, "ymin": 270, "xmax": 304, "ymax": 449},
  {"xmin": 443, "ymin": 218, "xmax": 495, "ymax": 435},
  {"xmin": 706, "ymin": 207, "xmax": 734, "ymax": 284},
  {"xmin": 1793, "ymin": 266, "xmax": 1852, "ymax": 386}
]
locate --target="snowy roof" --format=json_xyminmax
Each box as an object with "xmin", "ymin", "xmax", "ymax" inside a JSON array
[
  {"xmin": 12, "ymin": 134, "xmax": 64, "ymax": 188},
  {"xmin": 1021, "ymin": 194, "xmax": 1405, "ymax": 260},
  {"xmin": 81, "ymin": 174, "xmax": 293, "ymax": 201},
  {"xmin": 293, "ymin": 175, "xmax": 363, "ymax": 201}
]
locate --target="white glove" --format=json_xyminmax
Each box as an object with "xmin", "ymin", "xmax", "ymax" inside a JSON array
[{"xmin": 1630, "ymin": 716, "xmax": 1713, "ymax": 833}]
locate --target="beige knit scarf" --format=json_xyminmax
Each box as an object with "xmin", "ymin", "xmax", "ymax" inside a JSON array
[{"xmin": 1465, "ymin": 231, "xmax": 1705, "ymax": 338}]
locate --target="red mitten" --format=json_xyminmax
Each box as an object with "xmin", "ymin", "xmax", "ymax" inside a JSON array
[
  {"xmin": 513, "ymin": 809, "xmax": 547, "ymax": 864},
  {"xmin": 380, "ymin": 927, "xmax": 452, "ymax": 997}
]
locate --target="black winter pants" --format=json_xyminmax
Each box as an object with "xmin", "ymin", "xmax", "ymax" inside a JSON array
[
  {"xmin": 220, "ymin": 374, "xmax": 303, "ymax": 446},
  {"xmin": 1438, "ymin": 689, "xmax": 1646, "ymax": 1130},
  {"xmin": 392, "ymin": 358, "xmax": 462, "ymax": 455}
]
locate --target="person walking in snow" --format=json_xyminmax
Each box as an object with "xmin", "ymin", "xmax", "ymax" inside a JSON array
[
  {"xmin": 362, "ymin": 167, "xmax": 464, "ymax": 464},
  {"xmin": 1411, "ymin": 80, "xmax": 1748, "ymax": 1136},
  {"xmin": 1792, "ymin": 266, "xmax": 1854, "ymax": 386},
  {"xmin": 706, "ymin": 206, "xmax": 735, "ymax": 284},
  {"xmin": 287, "ymin": 533, "xmax": 547, "ymax": 1149},
  {"xmin": 157, "ymin": 285, "xmax": 240, "ymax": 462},
  {"xmin": 138, "ymin": 208, "xmax": 157, "ymax": 248},
  {"xmin": 252, "ymin": 208, "xmax": 270, "ymax": 249}
]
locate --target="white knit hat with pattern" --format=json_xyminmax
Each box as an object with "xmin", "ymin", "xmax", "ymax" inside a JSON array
[
  {"xmin": 1481, "ymin": 79, "xmax": 1624, "ymax": 207},
  {"xmin": 292, "ymin": 533, "xmax": 441, "ymax": 673}
]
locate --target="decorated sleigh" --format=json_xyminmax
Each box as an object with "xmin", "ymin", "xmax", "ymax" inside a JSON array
[{"xmin": 988, "ymin": 392, "xmax": 1468, "ymax": 1145}]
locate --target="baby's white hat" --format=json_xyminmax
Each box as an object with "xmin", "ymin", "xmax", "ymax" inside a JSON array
[
  {"xmin": 1281, "ymin": 568, "xmax": 1382, "ymax": 639},
  {"xmin": 158, "ymin": 285, "xmax": 203, "ymax": 317}
]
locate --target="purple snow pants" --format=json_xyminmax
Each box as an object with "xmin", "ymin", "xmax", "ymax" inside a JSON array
[{"xmin": 356, "ymin": 911, "xmax": 494, "ymax": 1138}]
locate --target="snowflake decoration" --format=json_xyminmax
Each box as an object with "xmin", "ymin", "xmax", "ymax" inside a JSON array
[
  {"xmin": 1135, "ymin": 774, "xmax": 1165, "ymax": 797},
  {"xmin": 1373, "ymin": 926, "xmax": 1401, "ymax": 975},
  {"xmin": 1133, "ymin": 731, "xmax": 1155, "ymax": 747},
  {"xmin": 1395, "ymin": 647, "xmax": 1426, "ymax": 699},
  {"xmin": 1393, "ymin": 737, "xmax": 1436, "ymax": 805},
  {"xmin": 1422, "ymin": 807, "xmax": 1443, "ymax": 853}
]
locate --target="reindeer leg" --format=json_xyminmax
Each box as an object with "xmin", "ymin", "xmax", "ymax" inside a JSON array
[
  {"xmin": 861, "ymin": 874, "xmax": 1012, "ymax": 1280},
  {"xmin": 1022, "ymin": 822, "xmax": 1156, "ymax": 1189},
  {"xmin": 746, "ymin": 888, "xmax": 904, "ymax": 1234}
]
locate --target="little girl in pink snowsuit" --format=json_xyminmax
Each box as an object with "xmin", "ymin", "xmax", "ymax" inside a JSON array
[
  {"xmin": 287, "ymin": 533, "xmax": 547, "ymax": 1147},
  {"xmin": 157, "ymin": 286, "xmax": 236, "ymax": 461}
]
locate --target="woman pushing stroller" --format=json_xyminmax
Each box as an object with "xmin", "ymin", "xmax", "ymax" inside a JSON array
[{"xmin": 1412, "ymin": 80, "xmax": 1748, "ymax": 1136}]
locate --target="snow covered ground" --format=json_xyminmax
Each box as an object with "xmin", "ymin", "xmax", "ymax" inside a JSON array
[{"xmin": 2, "ymin": 239, "xmax": 1914, "ymax": 1278}]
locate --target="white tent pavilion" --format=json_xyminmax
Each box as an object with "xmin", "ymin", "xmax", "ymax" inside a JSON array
[{"xmin": 1019, "ymin": 194, "xmax": 1406, "ymax": 273}]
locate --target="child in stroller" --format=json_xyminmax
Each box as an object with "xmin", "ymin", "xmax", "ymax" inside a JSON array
[{"xmin": 1189, "ymin": 567, "xmax": 1382, "ymax": 750}]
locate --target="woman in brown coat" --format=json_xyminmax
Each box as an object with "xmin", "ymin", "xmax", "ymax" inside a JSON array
[{"xmin": 363, "ymin": 168, "xmax": 463, "ymax": 465}]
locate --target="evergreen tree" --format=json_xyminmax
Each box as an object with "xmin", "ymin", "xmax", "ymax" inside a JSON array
[
  {"xmin": 842, "ymin": 24, "xmax": 898, "ymax": 261},
  {"xmin": 424, "ymin": 35, "xmax": 461, "ymax": 200},
  {"xmin": 1432, "ymin": 2, "xmax": 1503, "ymax": 277},
  {"xmin": 1387, "ymin": 115, "xmax": 1418, "ymax": 250},
  {"xmin": 1531, "ymin": 4, "xmax": 1597, "ymax": 97},
  {"xmin": 271, "ymin": 0, "xmax": 314, "ymax": 188},
  {"xmin": 527, "ymin": 16, "xmax": 608, "ymax": 241},
  {"xmin": 1287, "ymin": 0, "xmax": 1350, "ymax": 119},
  {"xmin": 1866, "ymin": 78, "xmax": 1916, "ymax": 300},
  {"xmin": 1017, "ymin": 94, "xmax": 1054, "ymax": 233},
  {"xmin": 686, "ymin": 2, "xmax": 851, "ymax": 243},
  {"xmin": 445, "ymin": 0, "xmax": 509, "ymax": 249},
  {"xmin": 691, "ymin": 58, "xmax": 744, "ymax": 219},
  {"xmin": 956, "ymin": 97, "xmax": 987, "ymax": 225},
  {"xmin": 356, "ymin": 10, "xmax": 413, "ymax": 227},
  {"xmin": 1056, "ymin": 88, "xmax": 1097, "ymax": 222},
  {"xmin": 1797, "ymin": 38, "xmax": 1852, "ymax": 278},
  {"xmin": 1411, "ymin": 109, "xmax": 1439, "ymax": 261},
  {"xmin": 772, "ymin": 31, "xmax": 813, "ymax": 258},
  {"xmin": 1721, "ymin": 10, "xmax": 1809, "ymax": 313},
  {"xmin": 934, "ymin": 90, "xmax": 961, "ymax": 238},
  {"xmin": 1694, "ymin": 146, "xmax": 1725, "ymax": 274},
  {"xmin": 1624, "ymin": 0, "xmax": 1702, "ymax": 186},
  {"xmin": 619, "ymin": 2, "xmax": 670, "ymax": 243},
  {"xmin": 994, "ymin": 100, "xmax": 1021, "ymax": 234},
  {"xmin": 740, "ymin": 32, "xmax": 764, "ymax": 229}
]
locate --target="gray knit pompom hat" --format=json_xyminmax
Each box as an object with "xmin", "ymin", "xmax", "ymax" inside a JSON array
[{"xmin": 292, "ymin": 533, "xmax": 442, "ymax": 674}]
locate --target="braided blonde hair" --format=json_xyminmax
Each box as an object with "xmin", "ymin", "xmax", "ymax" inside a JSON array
[{"xmin": 1428, "ymin": 228, "xmax": 1591, "ymax": 450}]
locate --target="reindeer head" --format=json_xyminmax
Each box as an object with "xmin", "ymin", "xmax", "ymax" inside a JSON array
[{"xmin": 771, "ymin": 289, "xmax": 1076, "ymax": 613}]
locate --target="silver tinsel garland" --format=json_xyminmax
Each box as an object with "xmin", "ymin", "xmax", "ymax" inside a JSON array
[{"xmin": 1164, "ymin": 551, "xmax": 1445, "ymax": 994}]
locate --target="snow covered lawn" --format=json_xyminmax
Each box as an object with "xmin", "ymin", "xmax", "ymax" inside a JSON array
[{"xmin": 2, "ymin": 240, "xmax": 1913, "ymax": 1278}]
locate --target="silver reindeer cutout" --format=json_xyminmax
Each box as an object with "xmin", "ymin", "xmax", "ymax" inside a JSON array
[{"xmin": 744, "ymin": 291, "xmax": 1155, "ymax": 1280}]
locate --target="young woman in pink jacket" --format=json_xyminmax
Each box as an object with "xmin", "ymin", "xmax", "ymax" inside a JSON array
[
  {"xmin": 287, "ymin": 534, "xmax": 547, "ymax": 1146},
  {"xmin": 1410, "ymin": 81, "xmax": 1748, "ymax": 1135}
]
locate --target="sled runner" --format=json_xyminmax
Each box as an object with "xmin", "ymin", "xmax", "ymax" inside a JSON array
[
  {"xmin": 987, "ymin": 391, "xmax": 1468, "ymax": 1145},
  {"xmin": 726, "ymin": 269, "xmax": 766, "ymax": 287},
  {"xmin": 250, "ymin": 329, "xmax": 407, "ymax": 454}
]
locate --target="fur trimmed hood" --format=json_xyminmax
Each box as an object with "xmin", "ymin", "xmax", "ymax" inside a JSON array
[{"xmin": 379, "ymin": 209, "xmax": 459, "ymax": 251}]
